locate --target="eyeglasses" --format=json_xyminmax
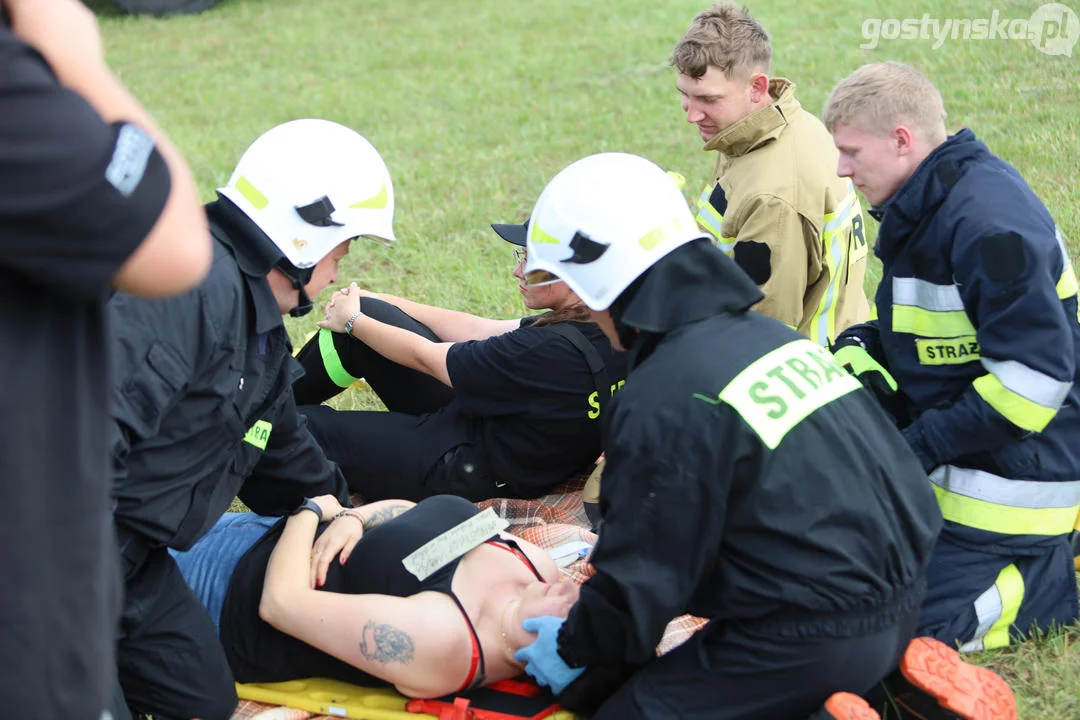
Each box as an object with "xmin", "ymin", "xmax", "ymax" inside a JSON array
[{"xmin": 513, "ymin": 248, "xmax": 561, "ymax": 285}]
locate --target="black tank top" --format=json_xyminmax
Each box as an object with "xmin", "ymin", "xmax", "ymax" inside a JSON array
[{"xmin": 219, "ymin": 495, "xmax": 541, "ymax": 686}]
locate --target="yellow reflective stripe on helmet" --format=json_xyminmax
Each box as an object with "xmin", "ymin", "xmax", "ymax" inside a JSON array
[
  {"xmin": 973, "ymin": 373, "xmax": 1058, "ymax": 432},
  {"xmin": 235, "ymin": 176, "xmax": 269, "ymax": 210},
  {"xmin": 959, "ymin": 564, "xmax": 1024, "ymax": 652},
  {"xmin": 638, "ymin": 215, "xmax": 698, "ymax": 252},
  {"xmin": 929, "ymin": 465, "xmax": 1080, "ymax": 535},
  {"xmin": 528, "ymin": 223, "xmax": 561, "ymax": 245},
  {"xmin": 698, "ymin": 339, "xmax": 861, "ymax": 449},
  {"xmin": 348, "ymin": 180, "xmax": 389, "ymax": 210},
  {"xmin": 243, "ymin": 420, "xmax": 273, "ymax": 450},
  {"xmin": 318, "ymin": 327, "xmax": 361, "ymax": 389}
]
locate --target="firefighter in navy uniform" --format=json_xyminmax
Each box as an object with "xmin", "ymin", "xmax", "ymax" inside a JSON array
[
  {"xmin": 108, "ymin": 120, "xmax": 395, "ymax": 720},
  {"xmin": 1, "ymin": 2, "xmax": 212, "ymax": 719},
  {"xmin": 501, "ymin": 152, "xmax": 976, "ymax": 719},
  {"xmin": 824, "ymin": 62, "xmax": 1080, "ymax": 654}
]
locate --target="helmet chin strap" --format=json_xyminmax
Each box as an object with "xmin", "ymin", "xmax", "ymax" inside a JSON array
[
  {"xmin": 289, "ymin": 284, "xmax": 313, "ymax": 318},
  {"xmin": 277, "ymin": 257, "xmax": 316, "ymax": 317}
]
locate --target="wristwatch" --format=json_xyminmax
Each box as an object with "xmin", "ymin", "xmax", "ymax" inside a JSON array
[
  {"xmin": 291, "ymin": 498, "xmax": 322, "ymax": 520},
  {"xmin": 344, "ymin": 310, "xmax": 363, "ymax": 336}
]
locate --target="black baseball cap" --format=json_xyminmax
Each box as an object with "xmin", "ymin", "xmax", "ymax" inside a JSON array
[{"xmin": 490, "ymin": 219, "xmax": 529, "ymax": 246}]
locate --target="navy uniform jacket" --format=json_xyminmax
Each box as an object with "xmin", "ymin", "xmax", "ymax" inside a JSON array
[
  {"xmin": 556, "ymin": 242, "xmax": 941, "ymax": 672},
  {"xmin": 845, "ymin": 129, "xmax": 1080, "ymax": 549},
  {"xmin": 109, "ymin": 202, "xmax": 349, "ymax": 551}
]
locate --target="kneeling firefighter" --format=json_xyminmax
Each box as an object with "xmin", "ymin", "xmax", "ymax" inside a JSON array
[{"xmin": 508, "ymin": 153, "xmax": 1014, "ymax": 719}]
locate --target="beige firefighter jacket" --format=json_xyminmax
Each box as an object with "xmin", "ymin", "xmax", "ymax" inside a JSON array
[{"xmin": 697, "ymin": 78, "xmax": 869, "ymax": 344}]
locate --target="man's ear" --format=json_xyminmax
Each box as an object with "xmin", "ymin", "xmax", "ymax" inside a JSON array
[
  {"xmin": 892, "ymin": 125, "xmax": 916, "ymax": 156},
  {"xmin": 749, "ymin": 72, "xmax": 770, "ymax": 103}
]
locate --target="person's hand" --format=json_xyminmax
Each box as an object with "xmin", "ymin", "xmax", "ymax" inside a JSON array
[
  {"xmin": 317, "ymin": 283, "xmax": 363, "ymax": 334},
  {"xmin": 4, "ymin": 0, "xmax": 106, "ymax": 84},
  {"xmin": 309, "ymin": 508, "xmax": 364, "ymax": 587},
  {"xmin": 514, "ymin": 616, "xmax": 585, "ymax": 695}
]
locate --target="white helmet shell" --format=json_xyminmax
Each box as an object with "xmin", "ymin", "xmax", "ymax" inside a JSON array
[
  {"xmin": 218, "ymin": 119, "xmax": 395, "ymax": 269},
  {"xmin": 524, "ymin": 152, "xmax": 705, "ymax": 310}
]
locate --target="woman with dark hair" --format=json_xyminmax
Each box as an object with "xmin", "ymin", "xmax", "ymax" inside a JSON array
[
  {"xmin": 171, "ymin": 493, "xmax": 579, "ymax": 698},
  {"xmin": 293, "ymin": 223, "xmax": 625, "ymax": 503}
]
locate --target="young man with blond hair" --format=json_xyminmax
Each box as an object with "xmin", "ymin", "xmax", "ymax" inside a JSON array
[
  {"xmin": 825, "ymin": 61, "xmax": 1080, "ymax": 653},
  {"xmin": 671, "ymin": 2, "xmax": 869, "ymax": 346}
]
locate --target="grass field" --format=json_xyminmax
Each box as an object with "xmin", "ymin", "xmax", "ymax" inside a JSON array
[{"xmin": 87, "ymin": 0, "xmax": 1080, "ymax": 716}]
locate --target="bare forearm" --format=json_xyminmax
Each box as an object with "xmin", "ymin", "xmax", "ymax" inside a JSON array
[
  {"xmin": 357, "ymin": 499, "xmax": 414, "ymax": 530},
  {"xmin": 7, "ymin": 0, "xmax": 210, "ymax": 296},
  {"xmin": 375, "ymin": 293, "xmax": 516, "ymax": 342},
  {"xmin": 348, "ymin": 314, "xmax": 453, "ymax": 385},
  {"xmin": 260, "ymin": 512, "xmax": 320, "ymax": 624}
]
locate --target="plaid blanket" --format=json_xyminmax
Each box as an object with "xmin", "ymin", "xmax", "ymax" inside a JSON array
[{"xmin": 230, "ymin": 478, "xmax": 707, "ymax": 719}]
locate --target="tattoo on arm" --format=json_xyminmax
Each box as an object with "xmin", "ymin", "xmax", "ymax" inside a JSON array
[
  {"xmin": 359, "ymin": 620, "xmax": 415, "ymax": 665},
  {"xmin": 361, "ymin": 502, "xmax": 411, "ymax": 531}
]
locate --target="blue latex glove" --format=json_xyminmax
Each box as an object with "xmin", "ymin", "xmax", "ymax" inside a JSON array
[{"xmin": 513, "ymin": 616, "xmax": 585, "ymax": 694}]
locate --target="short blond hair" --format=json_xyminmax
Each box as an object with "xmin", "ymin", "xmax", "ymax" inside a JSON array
[
  {"xmin": 823, "ymin": 62, "xmax": 947, "ymax": 144},
  {"xmin": 670, "ymin": 3, "xmax": 771, "ymax": 81}
]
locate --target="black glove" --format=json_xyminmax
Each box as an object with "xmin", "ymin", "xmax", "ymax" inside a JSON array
[{"xmin": 831, "ymin": 334, "xmax": 897, "ymax": 399}]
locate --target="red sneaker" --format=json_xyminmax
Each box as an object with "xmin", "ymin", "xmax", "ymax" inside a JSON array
[
  {"xmin": 819, "ymin": 692, "xmax": 881, "ymax": 719},
  {"xmin": 897, "ymin": 637, "xmax": 1018, "ymax": 720}
]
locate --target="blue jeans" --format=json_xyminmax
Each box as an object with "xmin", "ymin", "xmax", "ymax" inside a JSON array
[{"xmin": 170, "ymin": 513, "xmax": 278, "ymax": 632}]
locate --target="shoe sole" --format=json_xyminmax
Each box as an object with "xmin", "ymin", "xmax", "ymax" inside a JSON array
[
  {"xmin": 899, "ymin": 637, "xmax": 1018, "ymax": 720},
  {"xmin": 824, "ymin": 692, "xmax": 881, "ymax": 719}
]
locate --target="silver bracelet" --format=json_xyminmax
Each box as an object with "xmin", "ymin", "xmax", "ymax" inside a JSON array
[{"xmin": 343, "ymin": 310, "xmax": 363, "ymax": 336}]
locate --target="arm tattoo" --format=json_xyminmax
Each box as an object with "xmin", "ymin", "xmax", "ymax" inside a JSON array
[
  {"xmin": 359, "ymin": 620, "xmax": 415, "ymax": 665},
  {"xmin": 361, "ymin": 502, "xmax": 411, "ymax": 531}
]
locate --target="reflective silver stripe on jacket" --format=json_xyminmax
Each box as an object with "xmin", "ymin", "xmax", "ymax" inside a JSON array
[
  {"xmin": 892, "ymin": 277, "xmax": 965, "ymax": 312},
  {"xmin": 929, "ymin": 466, "xmax": 1080, "ymax": 509},
  {"xmin": 981, "ymin": 357, "xmax": 1072, "ymax": 411}
]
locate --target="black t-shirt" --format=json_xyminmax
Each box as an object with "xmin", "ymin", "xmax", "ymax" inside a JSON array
[
  {"xmin": 0, "ymin": 31, "xmax": 171, "ymax": 718},
  {"xmin": 221, "ymin": 495, "xmax": 486, "ymax": 685},
  {"xmin": 445, "ymin": 318, "xmax": 624, "ymax": 495}
]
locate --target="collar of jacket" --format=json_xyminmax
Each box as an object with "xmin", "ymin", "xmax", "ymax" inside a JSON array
[
  {"xmin": 869, "ymin": 128, "xmax": 987, "ymax": 256},
  {"xmin": 205, "ymin": 197, "xmax": 286, "ymax": 334},
  {"xmin": 702, "ymin": 78, "xmax": 798, "ymax": 157},
  {"xmin": 615, "ymin": 238, "xmax": 764, "ymax": 340}
]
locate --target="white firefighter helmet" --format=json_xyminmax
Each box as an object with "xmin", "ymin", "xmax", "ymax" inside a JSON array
[
  {"xmin": 523, "ymin": 152, "xmax": 706, "ymax": 310},
  {"xmin": 218, "ymin": 119, "xmax": 395, "ymax": 269}
]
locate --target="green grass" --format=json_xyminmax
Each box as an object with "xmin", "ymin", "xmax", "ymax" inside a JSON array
[{"xmin": 89, "ymin": 0, "xmax": 1080, "ymax": 715}]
